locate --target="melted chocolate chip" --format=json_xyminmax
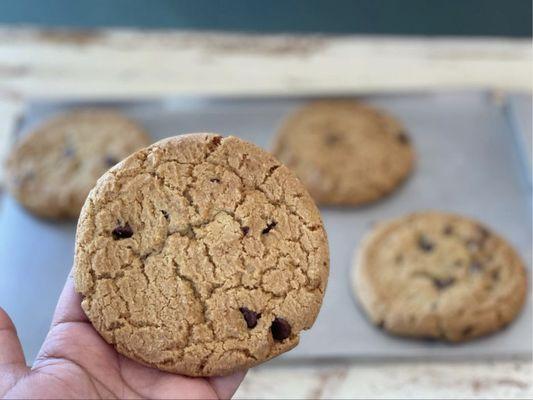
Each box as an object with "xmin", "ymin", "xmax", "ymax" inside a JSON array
[
  {"xmin": 271, "ymin": 317, "xmax": 291, "ymax": 341},
  {"xmin": 239, "ymin": 307, "xmax": 261, "ymax": 329},
  {"xmin": 208, "ymin": 135, "xmax": 222, "ymax": 150},
  {"xmin": 324, "ymin": 133, "xmax": 341, "ymax": 145},
  {"xmin": 478, "ymin": 225, "xmax": 490, "ymax": 241},
  {"xmin": 462, "ymin": 326, "xmax": 474, "ymax": 336},
  {"xmin": 397, "ymin": 131, "xmax": 410, "ymax": 145},
  {"xmin": 418, "ymin": 235, "xmax": 435, "ymax": 252},
  {"xmin": 443, "ymin": 225, "xmax": 454, "ymax": 235},
  {"xmin": 262, "ymin": 221, "xmax": 277, "ymax": 234},
  {"xmin": 112, "ymin": 223, "xmax": 133, "ymax": 240},
  {"xmin": 105, "ymin": 155, "xmax": 119, "ymax": 167},
  {"xmin": 161, "ymin": 210, "xmax": 169, "ymax": 220},
  {"xmin": 241, "ymin": 226, "xmax": 250, "ymax": 236},
  {"xmin": 433, "ymin": 277, "xmax": 456, "ymax": 290},
  {"xmin": 491, "ymin": 270, "xmax": 500, "ymax": 281}
]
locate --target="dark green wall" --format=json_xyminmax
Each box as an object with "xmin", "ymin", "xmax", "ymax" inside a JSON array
[{"xmin": 1, "ymin": 0, "xmax": 531, "ymax": 37}]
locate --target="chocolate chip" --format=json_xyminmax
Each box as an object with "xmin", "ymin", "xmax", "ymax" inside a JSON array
[
  {"xmin": 443, "ymin": 225, "xmax": 454, "ymax": 235},
  {"xmin": 160, "ymin": 210, "xmax": 169, "ymax": 220},
  {"xmin": 241, "ymin": 226, "xmax": 250, "ymax": 236},
  {"xmin": 491, "ymin": 270, "xmax": 500, "ymax": 281},
  {"xmin": 376, "ymin": 320, "xmax": 385, "ymax": 329},
  {"xmin": 324, "ymin": 133, "xmax": 341, "ymax": 145},
  {"xmin": 397, "ymin": 132, "xmax": 410, "ymax": 145},
  {"xmin": 105, "ymin": 155, "xmax": 119, "ymax": 167},
  {"xmin": 469, "ymin": 260, "xmax": 483, "ymax": 273},
  {"xmin": 112, "ymin": 223, "xmax": 133, "ymax": 240},
  {"xmin": 466, "ymin": 227, "xmax": 490, "ymax": 252},
  {"xmin": 271, "ymin": 317, "xmax": 291, "ymax": 341},
  {"xmin": 418, "ymin": 235, "xmax": 434, "ymax": 252},
  {"xmin": 209, "ymin": 135, "xmax": 222, "ymax": 150},
  {"xmin": 262, "ymin": 221, "xmax": 277, "ymax": 234},
  {"xmin": 268, "ymin": 165, "xmax": 279, "ymax": 174},
  {"xmin": 433, "ymin": 277, "xmax": 455, "ymax": 290},
  {"xmin": 239, "ymin": 307, "xmax": 261, "ymax": 329},
  {"xmin": 210, "ymin": 178, "xmax": 220, "ymax": 183},
  {"xmin": 462, "ymin": 326, "xmax": 474, "ymax": 336},
  {"xmin": 478, "ymin": 225, "xmax": 490, "ymax": 241}
]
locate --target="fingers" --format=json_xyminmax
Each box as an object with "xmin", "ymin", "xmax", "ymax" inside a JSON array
[
  {"xmin": 208, "ymin": 370, "xmax": 247, "ymax": 400},
  {"xmin": 50, "ymin": 273, "xmax": 88, "ymax": 328},
  {"xmin": 0, "ymin": 307, "xmax": 27, "ymax": 368}
]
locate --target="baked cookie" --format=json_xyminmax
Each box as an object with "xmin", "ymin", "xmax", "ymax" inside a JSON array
[
  {"xmin": 74, "ymin": 133, "xmax": 329, "ymax": 376},
  {"xmin": 5, "ymin": 109, "xmax": 151, "ymax": 219},
  {"xmin": 353, "ymin": 212, "xmax": 527, "ymax": 342},
  {"xmin": 272, "ymin": 100, "xmax": 415, "ymax": 206}
]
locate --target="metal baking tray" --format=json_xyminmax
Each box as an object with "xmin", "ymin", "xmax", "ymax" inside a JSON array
[{"xmin": 0, "ymin": 91, "xmax": 531, "ymax": 364}]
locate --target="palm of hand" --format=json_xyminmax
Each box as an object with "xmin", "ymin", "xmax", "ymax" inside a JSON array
[{"xmin": 0, "ymin": 279, "xmax": 244, "ymax": 399}]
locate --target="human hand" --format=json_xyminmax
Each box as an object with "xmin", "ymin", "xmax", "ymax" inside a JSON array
[{"xmin": 0, "ymin": 276, "xmax": 246, "ymax": 399}]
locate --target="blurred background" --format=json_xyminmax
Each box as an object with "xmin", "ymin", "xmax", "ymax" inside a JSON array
[
  {"xmin": 1, "ymin": 0, "xmax": 531, "ymax": 36},
  {"xmin": 0, "ymin": 1, "xmax": 531, "ymax": 399}
]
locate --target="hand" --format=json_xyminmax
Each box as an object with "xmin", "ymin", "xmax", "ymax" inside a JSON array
[{"xmin": 0, "ymin": 276, "xmax": 246, "ymax": 399}]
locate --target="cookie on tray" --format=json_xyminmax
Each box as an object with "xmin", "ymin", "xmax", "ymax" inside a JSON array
[
  {"xmin": 352, "ymin": 211, "xmax": 527, "ymax": 342},
  {"xmin": 73, "ymin": 133, "xmax": 329, "ymax": 376},
  {"xmin": 272, "ymin": 100, "xmax": 415, "ymax": 206},
  {"xmin": 5, "ymin": 109, "xmax": 151, "ymax": 219}
]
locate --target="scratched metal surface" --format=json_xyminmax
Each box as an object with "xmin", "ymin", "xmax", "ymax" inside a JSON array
[{"xmin": 0, "ymin": 91, "xmax": 531, "ymax": 364}]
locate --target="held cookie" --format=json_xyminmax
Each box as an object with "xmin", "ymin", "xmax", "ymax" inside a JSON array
[
  {"xmin": 353, "ymin": 212, "xmax": 527, "ymax": 342},
  {"xmin": 272, "ymin": 100, "xmax": 415, "ymax": 206},
  {"xmin": 74, "ymin": 134, "xmax": 329, "ymax": 376},
  {"xmin": 5, "ymin": 109, "xmax": 151, "ymax": 219}
]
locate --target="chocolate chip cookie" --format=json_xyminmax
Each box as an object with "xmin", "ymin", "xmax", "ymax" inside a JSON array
[
  {"xmin": 5, "ymin": 109, "xmax": 150, "ymax": 218},
  {"xmin": 272, "ymin": 100, "xmax": 415, "ymax": 206},
  {"xmin": 74, "ymin": 134, "xmax": 329, "ymax": 376},
  {"xmin": 353, "ymin": 212, "xmax": 527, "ymax": 341}
]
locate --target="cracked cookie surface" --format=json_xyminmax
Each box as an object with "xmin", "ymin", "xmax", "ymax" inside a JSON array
[
  {"xmin": 5, "ymin": 109, "xmax": 150, "ymax": 218},
  {"xmin": 272, "ymin": 100, "xmax": 415, "ymax": 206},
  {"xmin": 353, "ymin": 212, "xmax": 527, "ymax": 342},
  {"xmin": 74, "ymin": 133, "xmax": 329, "ymax": 376}
]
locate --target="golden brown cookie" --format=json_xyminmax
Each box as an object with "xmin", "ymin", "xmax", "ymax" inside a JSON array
[
  {"xmin": 272, "ymin": 100, "xmax": 415, "ymax": 206},
  {"xmin": 5, "ymin": 109, "xmax": 151, "ymax": 219},
  {"xmin": 74, "ymin": 133, "xmax": 329, "ymax": 376},
  {"xmin": 353, "ymin": 212, "xmax": 527, "ymax": 342}
]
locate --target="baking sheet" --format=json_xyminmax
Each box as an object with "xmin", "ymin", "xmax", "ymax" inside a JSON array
[{"xmin": 0, "ymin": 91, "xmax": 531, "ymax": 364}]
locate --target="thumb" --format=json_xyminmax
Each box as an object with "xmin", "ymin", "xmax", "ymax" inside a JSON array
[{"xmin": 0, "ymin": 307, "xmax": 29, "ymax": 377}]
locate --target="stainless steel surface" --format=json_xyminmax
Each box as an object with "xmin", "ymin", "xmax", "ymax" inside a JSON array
[{"xmin": 1, "ymin": 91, "xmax": 531, "ymax": 364}]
